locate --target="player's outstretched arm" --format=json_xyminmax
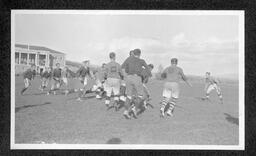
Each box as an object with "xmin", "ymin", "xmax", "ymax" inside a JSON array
[
  {"xmin": 185, "ymin": 80, "xmax": 193, "ymax": 87},
  {"xmin": 180, "ymin": 68, "xmax": 192, "ymax": 87}
]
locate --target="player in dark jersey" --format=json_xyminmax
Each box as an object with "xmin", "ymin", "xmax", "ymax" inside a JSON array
[
  {"xmin": 47, "ymin": 63, "xmax": 62, "ymax": 95},
  {"xmin": 76, "ymin": 60, "xmax": 95, "ymax": 101},
  {"xmin": 104, "ymin": 52, "xmax": 123, "ymax": 110},
  {"xmin": 119, "ymin": 50, "xmax": 134, "ymax": 102},
  {"xmin": 20, "ymin": 64, "xmax": 36, "ymax": 95},
  {"xmin": 121, "ymin": 48, "xmax": 152, "ymax": 119},
  {"xmin": 39, "ymin": 67, "xmax": 52, "ymax": 91},
  {"xmin": 160, "ymin": 58, "xmax": 192, "ymax": 117}
]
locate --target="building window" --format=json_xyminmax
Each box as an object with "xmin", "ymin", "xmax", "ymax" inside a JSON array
[
  {"xmin": 15, "ymin": 52, "xmax": 19, "ymax": 64},
  {"xmin": 39, "ymin": 54, "xmax": 46, "ymax": 66},
  {"xmin": 29, "ymin": 54, "xmax": 36, "ymax": 65},
  {"xmin": 20, "ymin": 53, "xmax": 28, "ymax": 65}
]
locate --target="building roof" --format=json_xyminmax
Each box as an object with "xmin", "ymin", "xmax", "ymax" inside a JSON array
[{"xmin": 15, "ymin": 44, "xmax": 65, "ymax": 55}]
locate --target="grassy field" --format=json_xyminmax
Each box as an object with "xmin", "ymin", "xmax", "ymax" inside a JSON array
[{"xmin": 14, "ymin": 75, "xmax": 239, "ymax": 145}]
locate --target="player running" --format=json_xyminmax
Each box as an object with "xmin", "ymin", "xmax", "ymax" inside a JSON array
[
  {"xmin": 203, "ymin": 72, "xmax": 223, "ymax": 104},
  {"xmin": 39, "ymin": 67, "xmax": 52, "ymax": 91},
  {"xmin": 104, "ymin": 52, "xmax": 123, "ymax": 110},
  {"xmin": 47, "ymin": 63, "xmax": 62, "ymax": 95},
  {"xmin": 76, "ymin": 60, "xmax": 95, "ymax": 101},
  {"xmin": 20, "ymin": 64, "xmax": 36, "ymax": 95},
  {"xmin": 121, "ymin": 49, "xmax": 152, "ymax": 119},
  {"xmin": 160, "ymin": 58, "xmax": 192, "ymax": 117}
]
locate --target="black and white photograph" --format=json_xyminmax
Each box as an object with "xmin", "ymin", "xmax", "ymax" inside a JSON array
[{"xmin": 11, "ymin": 10, "xmax": 244, "ymax": 149}]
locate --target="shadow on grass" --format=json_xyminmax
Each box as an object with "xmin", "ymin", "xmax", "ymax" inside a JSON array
[
  {"xmin": 106, "ymin": 137, "xmax": 122, "ymax": 144},
  {"xmin": 224, "ymin": 113, "xmax": 239, "ymax": 126},
  {"xmin": 31, "ymin": 92, "xmax": 47, "ymax": 96},
  {"xmin": 66, "ymin": 95, "xmax": 96, "ymax": 102},
  {"xmin": 15, "ymin": 102, "xmax": 52, "ymax": 113}
]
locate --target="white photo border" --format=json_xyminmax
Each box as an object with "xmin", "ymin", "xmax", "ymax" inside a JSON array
[{"xmin": 11, "ymin": 10, "xmax": 245, "ymax": 150}]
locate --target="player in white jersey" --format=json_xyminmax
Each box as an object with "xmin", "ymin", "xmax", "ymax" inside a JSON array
[{"xmin": 204, "ymin": 72, "xmax": 223, "ymax": 104}]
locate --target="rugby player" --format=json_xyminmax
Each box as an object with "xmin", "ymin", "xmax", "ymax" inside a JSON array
[
  {"xmin": 20, "ymin": 64, "xmax": 36, "ymax": 95},
  {"xmin": 104, "ymin": 52, "xmax": 123, "ymax": 110},
  {"xmin": 121, "ymin": 49, "xmax": 152, "ymax": 119},
  {"xmin": 61, "ymin": 66, "xmax": 70, "ymax": 95},
  {"xmin": 47, "ymin": 63, "xmax": 62, "ymax": 95},
  {"xmin": 39, "ymin": 67, "xmax": 51, "ymax": 91},
  {"xmin": 204, "ymin": 72, "xmax": 223, "ymax": 104},
  {"xmin": 119, "ymin": 50, "xmax": 134, "ymax": 102},
  {"xmin": 160, "ymin": 58, "xmax": 192, "ymax": 117},
  {"xmin": 93, "ymin": 63, "xmax": 107, "ymax": 99},
  {"xmin": 76, "ymin": 60, "xmax": 95, "ymax": 101}
]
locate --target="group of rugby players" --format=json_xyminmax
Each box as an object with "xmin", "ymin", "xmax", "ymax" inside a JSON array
[{"xmin": 20, "ymin": 48, "xmax": 223, "ymax": 119}]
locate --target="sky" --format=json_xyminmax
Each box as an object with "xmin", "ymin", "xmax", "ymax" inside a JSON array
[{"xmin": 15, "ymin": 13, "xmax": 240, "ymax": 78}]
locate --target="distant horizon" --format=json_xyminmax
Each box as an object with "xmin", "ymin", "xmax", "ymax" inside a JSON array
[{"xmin": 65, "ymin": 58, "xmax": 239, "ymax": 80}]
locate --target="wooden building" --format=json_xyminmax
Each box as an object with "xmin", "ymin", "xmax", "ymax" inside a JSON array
[{"xmin": 15, "ymin": 44, "xmax": 66, "ymax": 74}]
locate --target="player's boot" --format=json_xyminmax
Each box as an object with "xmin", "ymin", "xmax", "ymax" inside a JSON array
[
  {"xmin": 96, "ymin": 94, "xmax": 101, "ymax": 99},
  {"xmin": 123, "ymin": 110, "xmax": 131, "ymax": 119},
  {"xmin": 160, "ymin": 107, "xmax": 165, "ymax": 118},
  {"xmin": 120, "ymin": 95, "xmax": 126, "ymax": 102},
  {"xmin": 20, "ymin": 87, "xmax": 28, "ymax": 95},
  {"xmin": 166, "ymin": 109, "xmax": 174, "ymax": 117},
  {"xmin": 76, "ymin": 97, "xmax": 82, "ymax": 101}
]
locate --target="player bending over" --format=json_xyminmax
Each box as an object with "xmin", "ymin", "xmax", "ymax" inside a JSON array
[
  {"xmin": 39, "ymin": 67, "xmax": 52, "ymax": 91},
  {"xmin": 20, "ymin": 64, "xmax": 36, "ymax": 95},
  {"xmin": 76, "ymin": 60, "xmax": 95, "ymax": 101},
  {"xmin": 140, "ymin": 64, "xmax": 154, "ymax": 109},
  {"xmin": 160, "ymin": 58, "xmax": 192, "ymax": 117},
  {"xmin": 93, "ymin": 63, "xmax": 107, "ymax": 99},
  {"xmin": 47, "ymin": 63, "xmax": 62, "ymax": 95},
  {"xmin": 204, "ymin": 72, "xmax": 223, "ymax": 104},
  {"xmin": 104, "ymin": 52, "xmax": 123, "ymax": 110}
]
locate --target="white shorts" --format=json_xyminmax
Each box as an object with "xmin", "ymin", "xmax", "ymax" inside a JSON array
[
  {"xmin": 207, "ymin": 83, "xmax": 221, "ymax": 95},
  {"xmin": 62, "ymin": 77, "xmax": 68, "ymax": 85},
  {"xmin": 51, "ymin": 78, "xmax": 61, "ymax": 89},
  {"xmin": 104, "ymin": 78, "xmax": 121, "ymax": 97},
  {"xmin": 162, "ymin": 82, "xmax": 179, "ymax": 99}
]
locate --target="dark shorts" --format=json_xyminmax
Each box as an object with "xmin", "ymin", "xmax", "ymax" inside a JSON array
[{"xmin": 125, "ymin": 75, "xmax": 144, "ymax": 97}]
